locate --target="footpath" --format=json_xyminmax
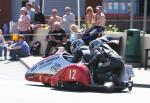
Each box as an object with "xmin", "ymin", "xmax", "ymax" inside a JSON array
[{"xmin": 20, "ymin": 56, "xmax": 44, "ymax": 68}]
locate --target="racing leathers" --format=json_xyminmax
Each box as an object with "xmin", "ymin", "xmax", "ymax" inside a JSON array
[
  {"xmin": 88, "ymin": 43, "xmax": 124, "ymax": 85},
  {"xmin": 72, "ymin": 45, "xmax": 91, "ymax": 63}
]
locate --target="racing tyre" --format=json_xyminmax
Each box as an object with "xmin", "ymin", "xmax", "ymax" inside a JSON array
[
  {"xmin": 128, "ymin": 81, "xmax": 133, "ymax": 91},
  {"xmin": 104, "ymin": 82, "xmax": 115, "ymax": 92},
  {"xmin": 56, "ymin": 81, "xmax": 64, "ymax": 88}
]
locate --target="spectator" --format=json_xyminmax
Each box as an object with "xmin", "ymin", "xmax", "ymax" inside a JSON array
[
  {"xmin": 3, "ymin": 23, "xmax": 10, "ymax": 41},
  {"xmin": 43, "ymin": 21, "xmax": 66, "ymax": 57},
  {"xmin": 82, "ymin": 6, "xmax": 106, "ymax": 45},
  {"xmin": 48, "ymin": 9, "xmax": 62, "ymax": 32},
  {"xmin": 85, "ymin": 6, "xmax": 95, "ymax": 29},
  {"xmin": 29, "ymin": 0, "xmax": 36, "ymax": 9},
  {"xmin": 69, "ymin": 24, "xmax": 81, "ymax": 42},
  {"xmin": 65, "ymin": 24, "xmax": 81, "ymax": 53},
  {"xmin": 26, "ymin": 2, "xmax": 35, "ymax": 23},
  {"xmin": 61, "ymin": 7, "xmax": 75, "ymax": 33},
  {"xmin": 85, "ymin": 6, "xmax": 106, "ymax": 33},
  {"xmin": 18, "ymin": 7, "xmax": 31, "ymax": 44},
  {"xmin": 18, "ymin": 7, "xmax": 30, "ymax": 34},
  {"xmin": 93, "ymin": 6, "xmax": 106, "ymax": 32},
  {"xmin": 34, "ymin": 5, "xmax": 45, "ymax": 24},
  {"xmin": 0, "ymin": 30, "xmax": 7, "ymax": 60},
  {"xmin": 9, "ymin": 35, "xmax": 30, "ymax": 61},
  {"xmin": 3, "ymin": 24, "xmax": 9, "ymax": 34}
]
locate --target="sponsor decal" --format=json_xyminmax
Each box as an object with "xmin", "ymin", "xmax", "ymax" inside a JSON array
[{"xmin": 30, "ymin": 56, "xmax": 60, "ymax": 72}]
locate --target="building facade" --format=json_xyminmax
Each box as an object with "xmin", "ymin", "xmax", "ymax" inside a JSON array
[
  {"xmin": 0, "ymin": 0, "xmax": 149, "ymax": 32},
  {"xmin": 11, "ymin": 0, "xmax": 86, "ymax": 22}
]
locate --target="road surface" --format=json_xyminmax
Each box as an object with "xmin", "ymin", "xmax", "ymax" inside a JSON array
[{"xmin": 0, "ymin": 60, "xmax": 150, "ymax": 103}]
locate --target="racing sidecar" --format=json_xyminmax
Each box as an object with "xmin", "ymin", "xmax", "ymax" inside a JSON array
[
  {"xmin": 50, "ymin": 63, "xmax": 134, "ymax": 92},
  {"xmin": 25, "ymin": 52, "xmax": 134, "ymax": 92},
  {"xmin": 25, "ymin": 53, "xmax": 75, "ymax": 86}
]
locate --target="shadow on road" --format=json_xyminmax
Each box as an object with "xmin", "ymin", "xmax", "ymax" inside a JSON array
[
  {"xmin": 25, "ymin": 84, "xmax": 51, "ymax": 88},
  {"xmin": 25, "ymin": 83, "xmax": 129, "ymax": 93},
  {"xmin": 134, "ymin": 83, "xmax": 150, "ymax": 88},
  {"xmin": 50, "ymin": 86, "xmax": 128, "ymax": 94}
]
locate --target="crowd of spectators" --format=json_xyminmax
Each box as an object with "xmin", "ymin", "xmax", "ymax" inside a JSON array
[{"xmin": 0, "ymin": 0, "xmax": 106, "ymax": 59}]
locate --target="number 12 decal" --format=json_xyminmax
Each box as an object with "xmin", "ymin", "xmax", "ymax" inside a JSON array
[{"xmin": 69, "ymin": 69, "xmax": 77, "ymax": 80}]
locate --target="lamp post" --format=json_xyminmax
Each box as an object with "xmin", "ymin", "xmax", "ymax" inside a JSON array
[
  {"xmin": 130, "ymin": 0, "xmax": 134, "ymax": 29},
  {"xmin": 77, "ymin": 0, "xmax": 80, "ymax": 29},
  {"xmin": 42, "ymin": 0, "xmax": 45, "ymax": 14},
  {"xmin": 143, "ymin": 0, "xmax": 147, "ymax": 35}
]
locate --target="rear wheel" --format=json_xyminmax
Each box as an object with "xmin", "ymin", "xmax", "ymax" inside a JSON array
[
  {"xmin": 128, "ymin": 81, "xmax": 133, "ymax": 91},
  {"xmin": 104, "ymin": 82, "xmax": 115, "ymax": 92}
]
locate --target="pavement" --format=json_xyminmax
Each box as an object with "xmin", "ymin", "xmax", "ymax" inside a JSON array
[
  {"xmin": 20, "ymin": 56, "xmax": 44, "ymax": 69},
  {"xmin": 20, "ymin": 56, "xmax": 150, "ymax": 85}
]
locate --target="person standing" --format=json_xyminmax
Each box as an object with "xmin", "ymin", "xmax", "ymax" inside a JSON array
[
  {"xmin": 85, "ymin": 6, "xmax": 95, "ymax": 29},
  {"xmin": 26, "ymin": 2, "xmax": 35, "ymax": 23},
  {"xmin": 48, "ymin": 9, "xmax": 62, "ymax": 32},
  {"xmin": 18, "ymin": 7, "xmax": 31, "ymax": 44},
  {"xmin": 34, "ymin": 5, "xmax": 45, "ymax": 24},
  {"xmin": 18, "ymin": 7, "xmax": 30, "ymax": 34},
  {"xmin": 61, "ymin": 7, "xmax": 75, "ymax": 33},
  {"xmin": 93, "ymin": 6, "xmax": 106, "ymax": 32}
]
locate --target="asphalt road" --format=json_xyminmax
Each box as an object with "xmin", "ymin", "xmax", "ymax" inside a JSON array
[{"xmin": 0, "ymin": 60, "xmax": 150, "ymax": 103}]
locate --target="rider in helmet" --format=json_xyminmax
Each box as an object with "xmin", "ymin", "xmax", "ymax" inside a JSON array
[
  {"xmin": 88, "ymin": 39, "xmax": 124, "ymax": 85},
  {"xmin": 71, "ymin": 39, "xmax": 91, "ymax": 63}
]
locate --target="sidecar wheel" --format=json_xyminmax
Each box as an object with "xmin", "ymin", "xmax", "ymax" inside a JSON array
[
  {"xmin": 128, "ymin": 81, "xmax": 133, "ymax": 91},
  {"xmin": 56, "ymin": 81, "xmax": 64, "ymax": 88}
]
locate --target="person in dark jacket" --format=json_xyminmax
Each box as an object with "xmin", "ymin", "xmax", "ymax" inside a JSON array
[
  {"xmin": 70, "ymin": 39, "xmax": 91, "ymax": 63},
  {"xmin": 34, "ymin": 5, "xmax": 45, "ymax": 24},
  {"xmin": 88, "ymin": 39, "xmax": 124, "ymax": 85},
  {"xmin": 43, "ymin": 21, "xmax": 66, "ymax": 57}
]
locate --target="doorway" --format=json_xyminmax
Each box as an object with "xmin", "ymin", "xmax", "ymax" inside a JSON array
[{"xmin": 0, "ymin": 0, "xmax": 11, "ymax": 29}]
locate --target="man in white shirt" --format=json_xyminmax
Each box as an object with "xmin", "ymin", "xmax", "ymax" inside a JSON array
[{"xmin": 61, "ymin": 7, "xmax": 75, "ymax": 33}]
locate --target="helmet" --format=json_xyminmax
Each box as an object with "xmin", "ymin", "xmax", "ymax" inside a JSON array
[
  {"xmin": 71, "ymin": 39, "xmax": 84, "ymax": 52},
  {"xmin": 89, "ymin": 39, "xmax": 103, "ymax": 52}
]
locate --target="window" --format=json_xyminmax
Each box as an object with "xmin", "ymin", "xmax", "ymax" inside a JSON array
[
  {"xmin": 114, "ymin": 2, "xmax": 118, "ymax": 13},
  {"xmin": 103, "ymin": 2, "xmax": 108, "ymax": 12},
  {"xmin": 108, "ymin": 2, "xmax": 113, "ymax": 10},
  {"xmin": 120, "ymin": 2, "xmax": 126, "ymax": 11},
  {"xmin": 103, "ymin": 1, "xmax": 130, "ymax": 14}
]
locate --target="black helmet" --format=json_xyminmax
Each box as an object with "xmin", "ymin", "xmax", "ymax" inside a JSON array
[
  {"xmin": 89, "ymin": 39, "xmax": 103, "ymax": 52},
  {"xmin": 71, "ymin": 39, "xmax": 84, "ymax": 52}
]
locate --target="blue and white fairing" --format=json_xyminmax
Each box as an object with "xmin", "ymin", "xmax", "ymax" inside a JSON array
[{"xmin": 26, "ymin": 53, "xmax": 74, "ymax": 75}]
